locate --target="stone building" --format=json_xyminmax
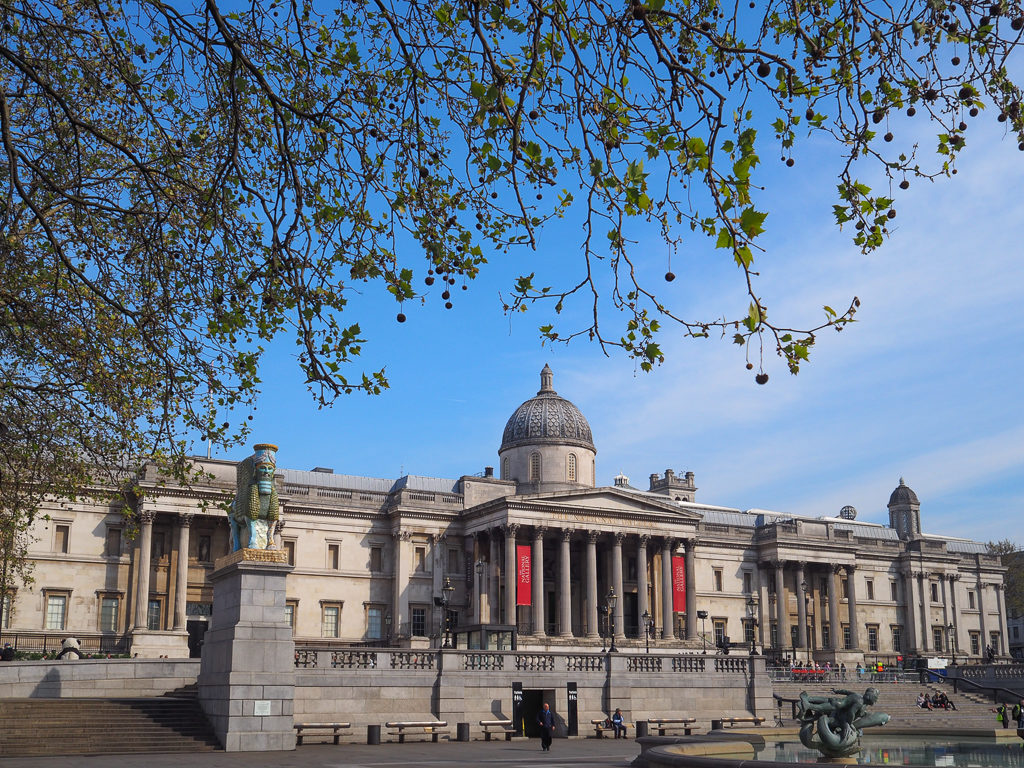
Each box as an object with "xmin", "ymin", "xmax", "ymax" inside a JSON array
[{"xmin": 0, "ymin": 366, "xmax": 1008, "ymax": 663}]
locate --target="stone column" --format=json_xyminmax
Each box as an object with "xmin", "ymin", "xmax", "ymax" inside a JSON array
[
  {"xmin": 503, "ymin": 524, "xmax": 519, "ymax": 628},
  {"xmin": 940, "ymin": 572, "xmax": 950, "ymax": 629},
  {"xmin": 392, "ymin": 531, "xmax": 412, "ymax": 637},
  {"xmin": 637, "ymin": 535, "xmax": 650, "ymax": 635},
  {"xmin": 684, "ymin": 539, "xmax": 697, "ymax": 640},
  {"xmin": 273, "ymin": 519, "xmax": 286, "ymax": 551},
  {"xmin": 474, "ymin": 533, "xmax": 486, "ymax": 621},
  {"xmin": 661, "ymin": 538, "xmax": 674, "ymax": 639},
  {"xmin": 977, "ymin": 575, "xmax": 988, "ymax": 654},
  {"xmin": 947, "ymin": 574, "xmax": 961, "ymax": 656},
  {"xmin": 774, "ymin": 561, "xmax": 787, "ymax": 650},
  {"xmin": 902, "ymin": 568, "xmax": 917, "ymax": 652},
  {"xmin": 586, "ymin": 531, "xmax": 599, "ymax": 638},
  {"xmin": 559, "ymin": 529, "xmax": 572, "ymax": 637},
  {"xmin": 795, "ymin": 561, "xmax": 808, "ymax": 649},
  {"xmin": 918, "ymin": 571, "xmax": 930, "ymax": 650},
  {"xmin": 995, "ymin": 584, "xmax": 1007, "ymax": 655},
  {"xmin": 133, "ymin": 509, "xmax": 155, "ymax": 630},
  {"xmin": 757, "ymin": 565, "xmax": 769, "ymax": 648},
  {"xmin": 531, "ymin": 526, "xmax": 546, "ymax": 636},
  {"xmin": 173, "ymin": 513, "xmax": 194, "ymax": 631},
  {"xmin": 845, "ymin": 564, "xmax": 860, "ymax": 650},
  {"xmin": 611, "ymin": 532, "xmax": 625, "ymax": 640},
  {"xmin": 827, "ymin": 566, "xmax": 840, "ymax": 650},
  {"xmin": 489, "ymin": 532, "xmax": 501, "ymax": 624}
]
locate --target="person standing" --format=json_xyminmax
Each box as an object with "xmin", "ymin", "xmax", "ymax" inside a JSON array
[
  {"xmin": 537, "ymin": 702, "xmax": 554, "ymax": 751},
  {"xmin": 1012, "ymin": 700, "xmax": 1023, "ymax": 729},
  {"xmin": 993, "ymin": 702, "xmax": 1009, "ymax": 728}
]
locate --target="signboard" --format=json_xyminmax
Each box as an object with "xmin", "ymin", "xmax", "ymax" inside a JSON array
[
  {"xmin": 672, "ymin": 555, "xmax": 686, "ymax": 612},
  {"xmin": 253, "ymin": 700, "xmax": 271, "ymax": 716},
  {"xmin": 566, "ymin": 681, "xmax": 578, "ymax": 737},
  {"xmin": 512, "ymin": 682, "xmax": 524, "ymax": 736},
  {"xmin": 516, "ymin": 545, "xmax": 532, "ymax": 605}
]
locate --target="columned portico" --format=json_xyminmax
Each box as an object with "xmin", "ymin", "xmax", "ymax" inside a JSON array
[
  {"xmin": 503, "ymin": 524, "xmax": 518, "ymax": 628},
  {"xmin": 489, "ymin": 533, "xmax": 500, "ymax": 623},
  {"xmin": 774, "ymin": 560, "xmax": 787, "ymax": 651},
  {"xmin": 827, "ymin": 566, "xmax": 840, "ymax": 649},
  {"xmin": 684, "ymin": 539, "xmax": 697, "ymax": 641},
  {"xmin": 845, "ymin": 564, "xmax": 860, "ymax": 650},
  {"xmin": 795, "ymin": 561, "xmax": 807, "ymax": 650},
  {"xmin": 661, "ymin": 538, "xmax": 674, "ymax": 639},
  {"xmin": 611, "ymin": 532, "xmax": 625, "ymax": 640},
  {"xmin": 637, "ymin": 535, "xmax": 649, "ymax": 635},
  {"xmin": 173, "ymin": 513, "xmax": 193, "ymax": 631},
  {"xmin": 902, "ymin": 567, "xmax": 917, "ymax": 652},
  {"xmin": 586, "ymin": 530, "xmax": 599, "ymax": 638},
  {"xmin": 531, "ymin": 527, "xmax": 546, "ymax": 636},
  {"xmin": 133, "ymin": 509, "xmax": 155, "ymax": 631}
]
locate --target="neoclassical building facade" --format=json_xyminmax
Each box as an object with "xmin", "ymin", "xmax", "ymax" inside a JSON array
[{"xmin": 1, "ymin": 367, "xmax": 1008, "ymax": 662}]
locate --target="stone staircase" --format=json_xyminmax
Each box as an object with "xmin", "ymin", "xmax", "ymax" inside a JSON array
[
  {"xmin": 0, "ymin": 697, "xmax": 221, "ymax": 756},
  {"xmin": 770, "ymin": 680, "xmax": 1002, "ymax": 730}
]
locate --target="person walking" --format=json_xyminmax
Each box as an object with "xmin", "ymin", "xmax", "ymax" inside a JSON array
[
  {"xmin": 1012, "ymin": 700, "xmax": 1023, "ymax": 729},
  {"xmin": 537, "ymin": 702, "xmax": 555, "ymax": 751}
]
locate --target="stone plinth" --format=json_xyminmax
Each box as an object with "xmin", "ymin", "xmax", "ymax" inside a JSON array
[
  {"xmin": 129, "ymin": 629, "xmax": 189, "ymax": 659},
  {"xmin": 198, "ymin": 550, "xmax": 295, "ymax": 752}
]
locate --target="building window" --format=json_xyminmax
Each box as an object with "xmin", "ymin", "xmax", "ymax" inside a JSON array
[
  {"xmin": 44, "ymin": 593, "xmax": 68, "ymax": 630},
  {"xmin": 791, "ymin": 624, "xmax": 799, "ymax": 648},
  {"xmin": 1, "ymin": 594, "xmax": 11, "ymax": 628},
  {"xmin": 743, "ymin": 619, "xmax": 756, "ymax": 645},
  {"xmin": 866, "ymin": 580, "xmax": 874, "ymax": 601},
  {"xmin": 99, "ymin": 596, "xmax": 120, "ymax": 632},
  {"xmin": 414, "ymin": 546, "xmax": 426, "ymax": 572},
  {"xmin": 990, "ymin": 632, "xmax": 1001, "ymax": 653},
  {"xmin": 867, "ymin": 625, "xmax": 879, "ymax": 652},
  {"xmin": 567, "ymin": 453, "xmax": 577, "ymax": 483},
  {"xmin": 152, "ymin": 531, "xmax": 167, "ymax": 561},
  {"xmin": 841, "ymin": 578, "xmax": 848, "ymax": 599},
  {"xmin": 105, "ymin": 528, "xmax": 122, "ymax": 558},
  {"xmin": 502, "ymin": 457, "xmax": 510, "ymax": 480},
  {"xmin": 933, "ymin": 627, "xmax": 945, "ymax": 652},
  {"xmin": 891, "ymin": 625, "xmax": 902, "ymax": 652},
  {"xmin": 54, "ymin": 524, "xmax": 70, "ymax": 554},
  {"xmin": 970, "ymin": 631, "xmax": 980, "ymax": 656},
  {"xmin": 145, "ymin": 599, "xmax": 162, "ymax": 630},
  {"xmin": 930, "ymin": 582, "xmax": 938, "ymax": 603},
  {"xmin": 743, "ymin": 571, "xmax": 752, "ymax": 593},
  {"xmin": 713, "ymin": 569, "xmax": 723, "ymax": 592},
  {"xmin": 713, "ymin": 619, "xmax": 726, "ymax": 647},
  {"xmin": 283, "ymin": 540, "xmax": 296, "ymax": 566},
  {"xmin": 842, "ymin": 624, "xmax": 851, "ymax": 650},
  {"xmin": 968, "ymin": 591, "xmax": 976, "ymax": 609},
  {"xmin": 770, "ymin": 621, "xmax": 778, "ymax": 648},
  {"xmin": 321, "ymin": 604, "xmax": 340, "ymax": 638},
  {"xmin": 285, "ymin": 601, "xmax": 297, "ymax": 633},
  {"xmin": 367, "ymin": 606, "xmax": 383, "ymax": 640},
  {"xmin": 529, "ymin": 453, "xmax": 541, "ymax": 483},
  {"xmin": 822, "ymin": 624, "xmax": 831, "ymax": 649},
  {"xmin": 197, "ymin": 535, "xmax": 212, "ymax": 562},
  {"xmin": 327, "ymin": 544, "xmax": 340, "ymax": 570},
  {"xmin": 411, "ymin": 607, "xmax": 427, "ymax": 637},
  {"xmin": 1014, "ymin": 626, "xmax": 1019, "ymax": 640},
  {"xmin": 890, "ymin": 580, "xmax": 898, "ymax": 601},
  {"xmin": 370, "ymin": 546, "xmax": 383, "ymax": 572},
  {"xmin": 447, "ymin": 547, "xmax": 459, "ymax": 574}
]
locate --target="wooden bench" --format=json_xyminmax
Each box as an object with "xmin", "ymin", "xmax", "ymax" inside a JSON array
[
  {"xmin": 479, "ymin": 719, "xmax": 515, "ymax": 741},
  {"xmin": 646, "ymin": 717, "xmax": 696, "ymax": 736},
  {"xmin": 293, "ymin": 722, "xmax": 352, "ymax": 745},
  {"xmin": 719, "ymin": 716, "xmax": 766, "ymax": 728},
  {"xmin": 591, "ymin": 717, "xmax": 630, "ymax": 738},
  {"xmin": 385, "ymin": 720, "xmax": 449, "ymax": 743}
]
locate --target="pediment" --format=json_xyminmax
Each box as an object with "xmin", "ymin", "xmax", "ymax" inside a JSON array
[{"xmin": 513, "ymin": 486, "xmax": 704, "ymax": 522}]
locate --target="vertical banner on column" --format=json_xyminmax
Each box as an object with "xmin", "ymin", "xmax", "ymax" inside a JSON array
[
  {"xmin": 672, "ymin": 555, "xmax": 686, "ymax": 612},
  {"xmin": 516, "ymin": 544, "xmax": 532, "ymax": 605}
]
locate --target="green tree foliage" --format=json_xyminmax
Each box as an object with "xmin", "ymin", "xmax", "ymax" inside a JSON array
[
  {"xmin": 987, "ymin": 539, "xmax": 1024, "ymax": 618},
  {"xmin": 1, "ymin": 0, "xmax": 1021, "ymax": 584}
]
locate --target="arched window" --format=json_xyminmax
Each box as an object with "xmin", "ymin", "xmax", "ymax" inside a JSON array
[
  {"xmin": 567, "ymin": 453, "xmax": 577, "ymax": 483},
  {"xmin": 502, "ymin": 457, "xmax": 510, "ymax": 480},
  {"xmin": 529, "ymin": 452, "xmax": 541, "ymax": 483}
]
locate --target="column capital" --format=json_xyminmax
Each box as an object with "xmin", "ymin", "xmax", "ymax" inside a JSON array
[
  {"xmin": 661, "ymin": 536, "xmax": 675, "ymax": 550},
  {"xmin": 138, "ymin": 509, "xmax": 156, "ymax": 525},
  {"xmin": 274, "ymin": 519, "xmax": 286, "ymax": 535},
  {"xmin": 587, "ymin": 529, "xmax": 601, "ymax": 544},
  {"xmin": 771, "ymin": 559, "xmax": 786, "ymax": 569},
  {"xmin": 684, "ymin": 535, "xmax": 700, "ymax": 548},
  {"xmin": 561, "ymin": 527, "xmax": 573, "ymax": 542},
  {"xmin": 832, "ymin": 564, "xmax": 844, "ymax": 575},
  {"xmin": 177, "ymin": 513, "xmax": 194, "ymax": 527},
  {"xmin": 502, "ymin": 523, "xmax": 520, "ymax": 538},
  {"xmin": 948, "ymin": 572, "xmax": 962, "ymax": 582},
  {"xmin": 394, "ymin": 530, "xmax": 413, "ymax": 542},
  {"xmin": 844, "ymin": 563, "xmax": 857, "ymax": 574},
  {"xmin": 613, "ymin": 531, "xmax": 626, "ymax": 545},
  {"xmin": 637, "ymin": 533, "xmax": 650, "ymax": 548},
  {"xmin": 533, "ymin": 525, "xmax": 548, "ymax": 540}
]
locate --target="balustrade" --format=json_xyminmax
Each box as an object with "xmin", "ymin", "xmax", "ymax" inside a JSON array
[
  {"xmin": 331, "ymin": 651, "xmax": 377, "ymax": 669},
  {"xmin": 463, "ymin": 653, "xmax": 504, "ymax": 670},
  {"xmin": 390, "ymin": 651, "xmax": 435, "ymax": 669},
  {"xmin": 515, "ymin": 653, "xmax": 556, "ymax": 671},
  {"xmin": 627, "ymin": 656, "xmax": 663, "ymax": 673},
  {"xmin": 294, "ymin": 649, "xmax": 318, "ymax": 668}
]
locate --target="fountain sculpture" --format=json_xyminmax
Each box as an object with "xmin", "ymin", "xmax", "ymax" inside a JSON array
[{"xmin": 796, "ymin": 687, "xmax": 890, "ymax": 760}]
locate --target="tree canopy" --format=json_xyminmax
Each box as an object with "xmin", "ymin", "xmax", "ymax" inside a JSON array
[{"xmin": 1, "ymin": 0, "xmax": 1021, "ymax": 549}]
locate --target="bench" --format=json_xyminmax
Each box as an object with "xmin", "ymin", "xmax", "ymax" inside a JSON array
[
  {"xmin": 646, "ymin": 717, "xmax": 696, "ymax": 736},
  {"xmin": 591, "ymin": 717, "xmax": 630, "ymax": 738},
  {"xmin": 718, "ymin": 716, "xmax": 766, "ymax": 728},
  {"xmin": 479, "ymin": 719, "xmax": 515, "ymax": 741},
  {"xmin": 293, "ymin": 722, "xmax": 352, "ymax": 745},
  {"xmin": 384, "ymin": 720, "xmax": 449, "ymax": 743}
]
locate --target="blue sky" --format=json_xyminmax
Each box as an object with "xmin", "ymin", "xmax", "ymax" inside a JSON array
[{"xmin": 200, "ymin": 117, "xmax": 1023, "ymax": 549}]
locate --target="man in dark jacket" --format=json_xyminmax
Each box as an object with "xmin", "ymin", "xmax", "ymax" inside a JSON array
[{"xmin": 537, "ymin": 702, "xmax": 554, "ymax": 751}]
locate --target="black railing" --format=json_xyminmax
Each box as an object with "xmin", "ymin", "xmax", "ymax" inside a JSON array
[{"xmin": 923, "ymin": 667, "xmax": 1024, "ymax": 703}]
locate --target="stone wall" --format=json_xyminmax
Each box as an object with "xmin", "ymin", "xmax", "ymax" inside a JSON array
[{"xmin": 0, "ymin": 658, "xmax": 199, "ymax": 698}]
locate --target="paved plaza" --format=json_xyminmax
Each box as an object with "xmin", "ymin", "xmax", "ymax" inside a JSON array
[{"xmin": 0, "ymin": 738, "xmax": 641, "ymax": 768}]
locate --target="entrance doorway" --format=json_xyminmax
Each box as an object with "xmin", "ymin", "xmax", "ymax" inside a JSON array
[
  {"xmin": 520, "ymin": 689, "xmax": 556, "ymax": 738},
  {"xmin": 186, "ymin": 620, "xmax": 207, "ymax": 658}
]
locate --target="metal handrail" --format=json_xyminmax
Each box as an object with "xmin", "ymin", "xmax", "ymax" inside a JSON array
[{"xmin": 922, "ymin": 667, "xmax": 1024, "ymax": 703}]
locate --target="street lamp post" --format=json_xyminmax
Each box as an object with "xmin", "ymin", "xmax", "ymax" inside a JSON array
[
  {"xmin": 600, "ymin": 606, "xmax": 608, "ymax": 653},
  {"xmin": 385, "ymin": 612, "xmax": 392, "ymax": 646},
  {"xmin": 947, "ymin": 622, "xmax": 957, "ymax": 662},
  {"xmin": 746, "ymin": 596, "xmax": 759, "ymax": 656},
  {"xmin": 697, "ymin": 610, "xmax": 709, "ymax": 654},
  {"xmin": 642, "ymin": 609, "xmax": 654, "ymax": 654},
  {"xmin": 801, "ymin": 579, "xmax": 811, "ymax": 663},
  {"xmin": 439, "ymin": 576, "xmax": 455, "ymax": 649},
  {"xmin": 606, "ymin": 587, "xmax": 618, "ymax": 653}
]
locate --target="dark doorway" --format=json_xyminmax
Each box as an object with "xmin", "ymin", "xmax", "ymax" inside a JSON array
[
  {"xmin": 624, "ymin": 592, "xmax": 638, "ymax": 637},
  {"xmin": 520, "ymin": 689, "xmax": 557, "ymax": 738},
  {"xmin": 186, "ymin": 620, "xmax": 207, "ymax": 658}
]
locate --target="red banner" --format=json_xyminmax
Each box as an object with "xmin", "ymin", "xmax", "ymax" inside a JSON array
[
  {"xmin": 516, "ymin": 544, "xmax": 532, "ymax": 605},
  {"xmin": 672, "ymin": 555, "xmax": 686, "ymax": 612}
]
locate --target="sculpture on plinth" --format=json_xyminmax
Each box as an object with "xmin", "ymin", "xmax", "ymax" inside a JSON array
[
  {"xmin": 797, "ymin": 687, "xmax": 889, "ymax": 759},
  {"xmin": 228, "ymin": 443, "xmax": 280, "ymax": 551}
]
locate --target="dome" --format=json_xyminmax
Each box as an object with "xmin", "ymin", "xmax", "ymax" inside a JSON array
[
  {"xmin": 500, "ymin": 365, "xmax": 595, "ymax": 453},
  {"xmin": 888, "ymin": 477, "xmax": 920, "ymax": 507}
]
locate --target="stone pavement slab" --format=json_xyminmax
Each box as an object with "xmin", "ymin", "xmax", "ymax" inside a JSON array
[{"xmin": 0, "ymin": 738, "xmax": 641, "ymax": 768}]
